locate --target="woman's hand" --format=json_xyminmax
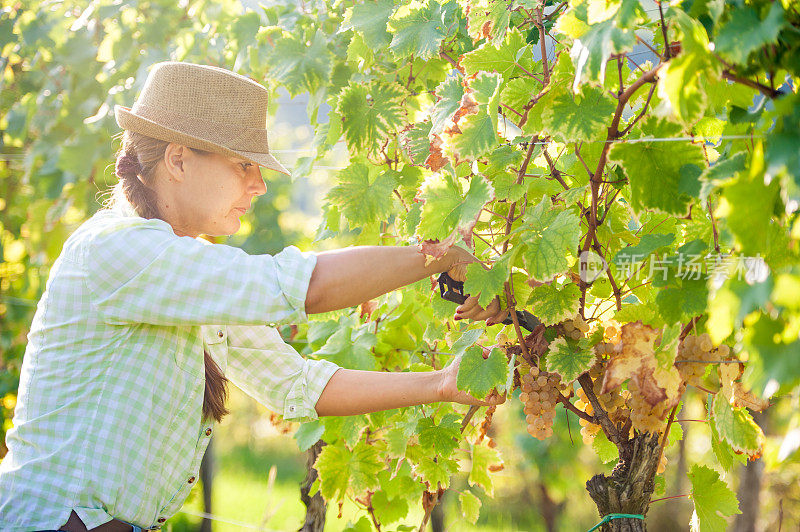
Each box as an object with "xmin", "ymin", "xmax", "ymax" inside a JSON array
[
  {"xmin": 445, "ymin": 247, "xmax": 510, "ymax": 326},
  {"xmin": 436, "ymin": 354, "xmax": 506, "ymax": 406}
]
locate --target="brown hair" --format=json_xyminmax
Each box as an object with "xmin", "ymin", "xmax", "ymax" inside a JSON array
[{"xmin": 113, "ymin": 131, "xmax": 230, "ymax": 423}]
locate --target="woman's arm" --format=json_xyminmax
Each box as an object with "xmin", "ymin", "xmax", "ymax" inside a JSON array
[
  {"xmin": 305, "ymin": 245, "xmax": 506, "ymax": 323},
  {"xmin": 314, "ymin": 354, "xmax": 505, "ymax": 416}
]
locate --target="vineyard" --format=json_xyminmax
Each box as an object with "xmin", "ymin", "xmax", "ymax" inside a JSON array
[{"xmin": 2, "ymin": 0, "xmax": 800, "ymax": 530}]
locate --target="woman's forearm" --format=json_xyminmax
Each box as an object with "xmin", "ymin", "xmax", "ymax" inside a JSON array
[
  {"xmin": 305, "ymin": 245, "xmax": 465, "ymax": 314},
  {"xmin": 314, "ymin": 368, "xmax": 443, "ymax": 416}
]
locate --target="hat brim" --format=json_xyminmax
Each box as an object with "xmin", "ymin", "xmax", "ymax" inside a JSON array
[{"xmin": 115, "ymin": 105, "xmax": 290, "ymax": 176}]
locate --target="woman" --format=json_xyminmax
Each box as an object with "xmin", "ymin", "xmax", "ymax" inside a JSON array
[{"xmin": 0, "ymin": 62, "xmax": 506, "ymax": 531}]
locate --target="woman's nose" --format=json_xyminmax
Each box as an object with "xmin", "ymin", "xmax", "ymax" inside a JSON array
[{"xmin": 250, "ymin": 169, "xmax": 267, "ymax": 196}]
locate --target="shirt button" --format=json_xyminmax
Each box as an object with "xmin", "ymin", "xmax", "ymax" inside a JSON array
[
  {"xmin": 157, "ymin": 517, "xmax": 166, "ymax": 523},
  {"xmin": 205, "ymin": 428, "xmax": 212, "ymax": 436},
  {"xmin": 288, "ymin": 406, "xmax": 295, "ymax": 412},
  {"xmin": 188, "ymin": 476, "xmax": 196, "ymax": 484},
  {"xmin": 217, "ymin": 330, "xmax": 224, "ymax": 338}
]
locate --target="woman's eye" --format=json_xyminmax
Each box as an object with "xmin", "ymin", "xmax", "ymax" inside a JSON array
[{"xmin": 240, "ymin": 162, "xmax": 253, "ymax": 171}]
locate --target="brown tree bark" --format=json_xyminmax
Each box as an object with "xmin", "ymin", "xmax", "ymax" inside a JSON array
[
  {"xmin": 299, "ymin": 440, "xmax": 327, "ymax": 532},
  {"xmin": 430, "ymin": 490, "xmax": 445, "ymax": 532},
  {"xmin": 586, "ymin": 433, "xmax": 661, "ymax": 532}
]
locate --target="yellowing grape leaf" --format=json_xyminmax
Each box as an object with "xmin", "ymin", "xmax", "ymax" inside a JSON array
[
  {"xmin": 469, "ymin": 442, "xmax": 503, "ymax": 496},
  {"xmin": 712, "ymin": 393, "xmax": 765, "ymax": 458},
  {"xmin": 545, "ymin": 337, "xmax": 594, "ymax": 384},
  {"xmin": 688, "ymin": 464, "xmax": 741, "ymax": 532},
  {"xmin": 314, "ymin": 440, "xmax": 385, "ymax": 501}
]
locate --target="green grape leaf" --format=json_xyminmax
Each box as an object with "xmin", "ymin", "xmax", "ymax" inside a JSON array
[
  {"xmin": 709, "ymin": 405, "xmax": 746, "ymax": 472},
  {"xmin": 500, "ymin": 76, "xmax": 539, "ymax": 112},
  {"xmin": 416, "ymin": 414, "xmax": 461, "ymax": 456},
  {"xmin": 459, "ymin": 491, "xmax": 482, "ymax": 524},
  {"xmin": 469, "ymin": 442, "xmax": 503, "ymax": 496},
  {"xmin": 445, "ymin": 73, "xmax": 503, "ymax": 163},
  {"xmin": 348, "ymin": 0, "xmax": 394, "ymax": 48},
  {"xmin": 414, "ymin": 455, "xmax": 458, "ymax": 490},
  {"xmin": 519, "ymin": 197, "xmax": 581, "ymax": 282},
  {"xmin": 326, "ymin": 163, "xmax": 398, "ymax": 227},
  {"xmin": 338, "ymin": 82, "xmax": 405, "ymax": 154},
  {"xmin": 592, "ymin": 430, "xmax": 618, "ymax": 464},
  {"xmin": 715, "ymin": 2, "xmax": 786, "ymax": 65},
  {"xmin": 464, "ymin": 262, "xmax": 508, "ymax": 308},
  {"xmin": 388, "ymin": 1, "xmax": 452, "ymax": 60},
  {"xmin": 688, "ymin": 464, "xmax": 741, "ymax": 532},
  {"xmin": 613, "ymin": 233, "xmax": 675, "ymax": 266},
  {"xmin": 342, "ymin": 516, "xmax": 372, "ymax": 532},
  {"xmin": 295, "ymin": 420, "xmax": 325, "ymax": 452},
  {"xmin": 267, "ymin": 31, "xmax": 331, "ymax": 96},
  {"xmin": 528, "ymin": 283, "xmax": 580, "ymax": 326},
  {"xmin": 712, "ymin": 393, "xmax": 765, "ymax": 458},
  {"xmin": 417, "ymin": 173, "xmax": 494, "ymax": 241},
  {"xmin": 655, "ymin": 323, "xmax": 681, "ymax": 369},
  {"xmin": 721, "ymin": 170, "xmax": 780, "ymax": 256},
  {"xmin": 464, "ymin": 0, "xmax": 511, "ymax": 42},
  {"xmin": 545, "ymin": 337, "xmax": 594, "ymax": 384},
  {"xmin": 539, "ymin": 85, "xmax": 616, "ymax": 143},
  {"xmin": 457, "ymin": 346, "xmax": 509, "ymax": 399},
  {"xmin": 370, "ymin": 489, "xmax": 409, "ymax": 525},
  {"xmin": 461, "ymin": 28, "xmax": 534, "ymax": 80},
  {"xmin": 659, "ymin": 10, "xmax": 720, "ymax": 123},
  {"xmin": 656, "ymin": 279, "xmax": 708, "ymax": 325},
  {"xmin": 315, "ymin": 440, "xmax": 384, "ymax": 500},
  {"xmin": 608, "ymin": 118, "xmax": 706, "ymax": 215},
  {"xmin": 430, "ymin": 77, "xmax": 464, "ymax": 136},
  {"xmin": 558, "ymin": 0, "xmax": 639, "ymax": 89}
]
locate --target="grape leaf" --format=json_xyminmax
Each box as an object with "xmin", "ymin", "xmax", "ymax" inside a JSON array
[
  {"xmin": 721, "ymin": 169, "xmax": 780, "ymax": 256},
  {"xmin": 557, "ymin": 0, "xmax": 640, "ymax": 90},
  {"xmin": 529, "ymin": 283, "xmax": 581, "ymax": 326},
  {"xmin": 295, "ymin": 420, "xmax": 325, "ymax": 452},
  {"xmin": 539, "ymin": 84, "xmax": 616, "ymax": 143},
  {"xmin": 338, "ymin": 82, "xmax": 405, "ymax": 154},
  {"xmin": 464, "ymin": 261, "xmax": 508, "ymax": 308},
  {"xmin": 592, "ymin": 430, "xmax": 618, "ymax": 464},
  {"xmin": 712, "ymin": 392, "xmax": 765, "ymax": 458},
  {"xmin": 327, "ymin": 163, "xmax": 398, "ymax": 227},
  {"xmin": 613, "ymin": 233, "xmax": 675, "ymax": 267},
  {"xmin": 445, "ymin": 72, "xmax": 503, "ymax": 163},
  {"xmin": 459, "ymin": 490, "xmax": 482, "ymax": 524},
  {"xmin": 267, "ymin": 31, "xmax": 332, "ymax": 96},
  {"xmin": 688, "ymin": 464, "xmax": 741, "ymax": 532},
  {"xmin": 518, "ymin": 197, "xmax": 581, "ymax": 282},
  {"xmin": 469, "ymin": 442, "xmax": 503, "ymax": 496},
  {"xmin": 348, "ymin": 0, "xmax": 394, "ymax": 49},
  {"xmin": 461, "ymin": 28, "xmax": 534, "ymax": 80},
  {"xmin": 500, "ymin": 76, "xmax": 539, "ymax": 112},
  {"xmin": 417, "ymin": 173, "xmax": 494, "ymax": 241},
  {"xmin": 457, "ymin": 346, "xmax": 508, "ymax": 399},
  {"xmin": 658, "ymin": 10, "xmax": 720, "ymax": 123},
  {"xmin": 414, "ymin": 455, "xmax": 458, "ymax": 490},
  {"xmin": 430, "ymin": 77, "xmax": 464, "ymax": 136},
  {"xmin": 608, "ymin": 118, "xmax": 706, "ymax": 215},
  {"xmin": 655, "ymin": 323, "xmax": 681, "ymax": 369},
  {"xmin": 315, "ymin": 440, "xmax": 384, "ymax": 500},
  {"xmin": 463, "ymin": 0, "xmax": 511, "ymax": 43},
  {"xmin": 370, "ymin": 489, "xmax": 409, "ymax": 525},
  {"xmin": 416, "ymin": 414, "xmax": 461, "ymax": 456},
  {"xmin": 709, "ymin": 403, "xmax": 747, "ymax": 472},
  {"xmin": 388, "ymin": 1, "xmax": 453, "ymax": 60},
  {"xmin": 545, "ymin": 337, "xmax": 594, "ymax": 384},
  {"xmin": 715, "ymin": 2, "xmax": 786, "ymax": 65}
]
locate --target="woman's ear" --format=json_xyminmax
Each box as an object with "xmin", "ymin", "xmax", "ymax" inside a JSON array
[{"xmin": 163, "ymin": 143, "xmax": 187, "ymax": 182}]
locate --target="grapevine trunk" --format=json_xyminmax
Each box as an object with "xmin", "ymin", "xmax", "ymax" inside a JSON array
[{"xmin": 585, "ymin": 433, "xmax": 661, "ymax": 532}]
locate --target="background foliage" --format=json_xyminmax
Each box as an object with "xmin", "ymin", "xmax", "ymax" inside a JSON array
[{"xmin": 3, "ymin": 0, "xmax": 800, "ymax": 530}]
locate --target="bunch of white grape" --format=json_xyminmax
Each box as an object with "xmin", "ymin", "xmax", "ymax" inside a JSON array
[
  {"xmin": 518, "ymin": 363, "xmax": 567, "ymax": 440},
  {"xmin": 562, "ymin": 314, "xmax": 590, "ymax": 340},
  {"xmin": 676, "ymin": 333, "xmax": 730, "ymax": 387}
]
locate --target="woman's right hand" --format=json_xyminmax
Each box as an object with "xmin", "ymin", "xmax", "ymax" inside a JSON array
[{"xmin": 437, "ymin": 353, "xmax": 506, "ymax": 407}]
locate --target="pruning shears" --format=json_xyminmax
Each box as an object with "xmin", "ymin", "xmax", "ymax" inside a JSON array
[{"xmin": 436, "ymin": 272, "xmax": 542, "ymax": 332}]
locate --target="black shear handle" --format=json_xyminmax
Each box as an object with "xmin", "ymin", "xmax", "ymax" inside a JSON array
[{"xmin": 436, "ymin": 272, "xmax": 541, "ymax": 331}]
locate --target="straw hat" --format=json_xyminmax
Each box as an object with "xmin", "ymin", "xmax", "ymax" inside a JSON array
[{"xmin": 115, "ymin": 61, "xmax": 289, "ymax": 175}]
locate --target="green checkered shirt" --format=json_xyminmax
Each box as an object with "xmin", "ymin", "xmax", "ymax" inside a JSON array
[{"xmin": 0, "ymin": 201, "xmax": 340, "ymax": 530}]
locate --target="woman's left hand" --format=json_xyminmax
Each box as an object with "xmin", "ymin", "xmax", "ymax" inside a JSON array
[
  {"xmin": 445, "ymin": 247, "xmax": 509, "ymax": 325},
  {"xmin": 437, "ymin": 353, "xmax": 507, "ymax": 406}
]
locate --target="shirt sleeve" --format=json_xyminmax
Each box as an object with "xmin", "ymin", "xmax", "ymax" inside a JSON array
[
  {"xmin": 224, "ymin": 325, "xmax": 340, "ymax": 422},
  {"xmin": 82, "ymin": 217, "xmax": 316, "ymax": 326}
]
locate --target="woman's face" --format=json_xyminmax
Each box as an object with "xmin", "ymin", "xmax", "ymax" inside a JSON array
[{"xmin": 161, "ymin": 147, "xmax": 268, "ymax": 237}]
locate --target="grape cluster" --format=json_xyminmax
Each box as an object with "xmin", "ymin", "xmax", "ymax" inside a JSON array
[
  {"xmin": 627, "ymin": 379, "xmax": 669, "ymax": 434},
  {"xmin": 676, "ymin": 333, "xmax": 730, "ymax": 387},
  {"xmin": 518, "ymin": 363, "xmax": 566, "ymax": 440},
  {"xmin": 562, "ymin": 314, "xmax": 590, "ymax": 340}
]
